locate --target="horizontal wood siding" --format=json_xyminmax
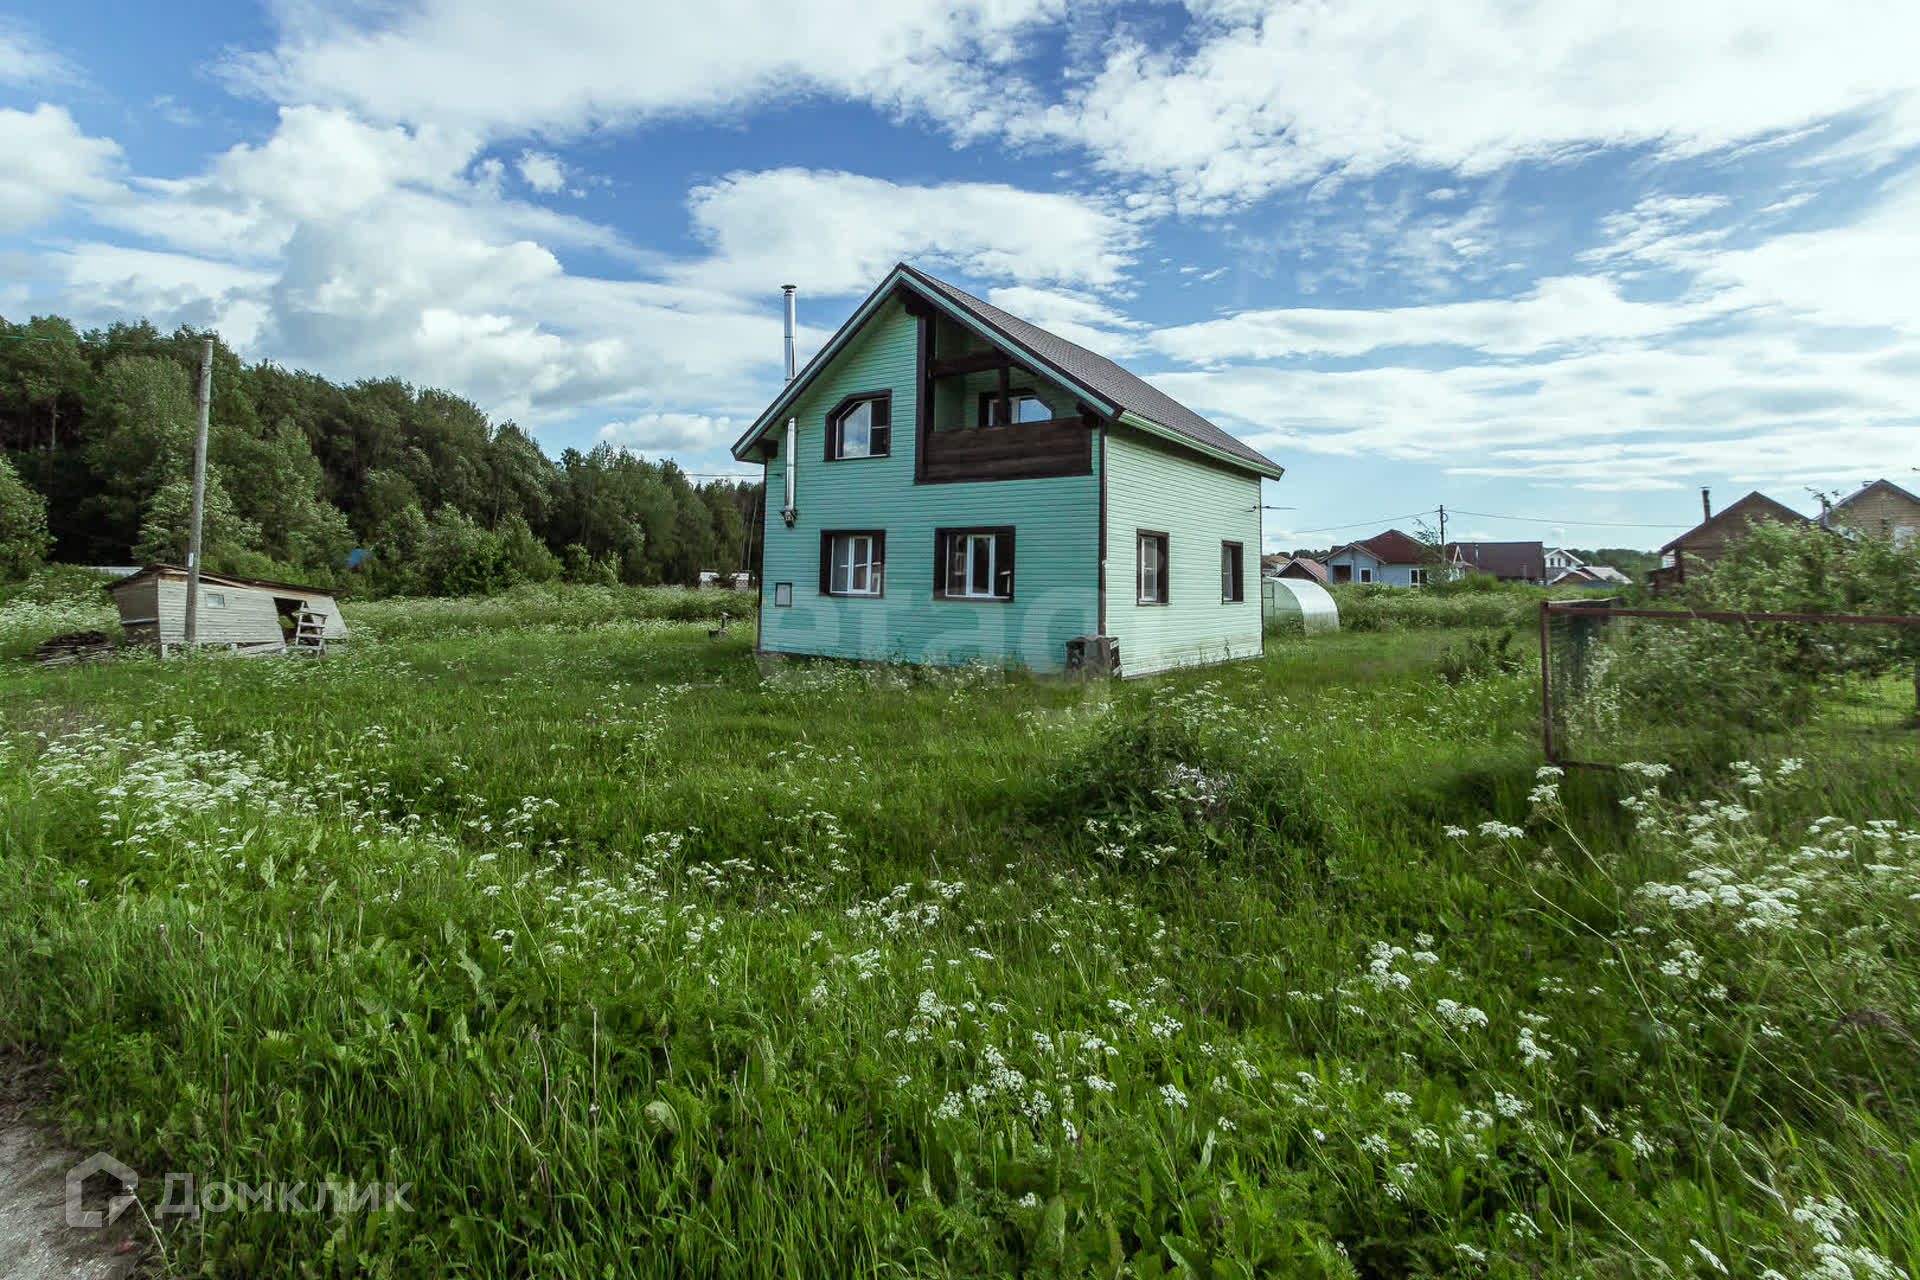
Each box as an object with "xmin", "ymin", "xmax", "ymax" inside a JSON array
[
  {"xmin": 1102, "ymin": 426, "xmax": 1263, "ymax": 676},
  {"xmin": 152, "ymin": 579, "xmax": 285, "ymax": 647},
  {"xmin": 116, "ymin": 577, "xmax": 349, "ymax": 648},
  {"xmin": 758, "ymin": 298, "xmax": 1098, "ymax": 671}
]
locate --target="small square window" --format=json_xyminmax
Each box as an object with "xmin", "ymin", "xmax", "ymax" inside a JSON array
[
  {"xmin": 204, "ymin": 591, "xmax": 226, "ymax": 609},
  {"xmin": 773, "ymin": 582, "xmax": 793, "ymax": 607},
  {"xmin": 1359, "ymin": 568, "xmax": 1373, "ymax": 584},
  {"xmin": 1409, "ymin": 568, "xmax": 1429, "ymax": 586}
]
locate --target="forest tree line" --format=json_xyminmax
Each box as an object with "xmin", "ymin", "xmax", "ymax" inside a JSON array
[{"xmin": 0, "ymin": 314, "xmax": 765, "ymax": 593}]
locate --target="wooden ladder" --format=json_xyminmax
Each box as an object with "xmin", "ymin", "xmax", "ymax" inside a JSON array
[{"xmin": 293, "ymin": 609, "xmax": 328, "ymax": 655}]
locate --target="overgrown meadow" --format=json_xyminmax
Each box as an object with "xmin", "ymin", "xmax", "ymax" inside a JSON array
[{"xmin": 1, "ymin": 579, "xmax": 1916, "ymax": 1278}]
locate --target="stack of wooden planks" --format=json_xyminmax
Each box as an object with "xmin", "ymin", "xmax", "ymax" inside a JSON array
[{"xmin": 32, "ymin": 630, "xmax": 118, "ymax": 667}]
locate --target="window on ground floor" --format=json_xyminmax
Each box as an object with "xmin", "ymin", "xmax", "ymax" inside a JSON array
[
  {"xmin": 934, "ymin": 526, "xmax": 1015, "ymax": 600},
  {"xmin": 820, "ymin": 530, "xmax": 885, "ymax": 596},
  {"xmin": 1220, "ymin": 541, "xmax": 1244, "ymax": 603},
  {"xmin": 1137, "ymin": 531, "xmax": 1169, "ymax": 604}
]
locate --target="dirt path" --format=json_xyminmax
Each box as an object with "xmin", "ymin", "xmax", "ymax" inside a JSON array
[{"xmin": 0, "ymin": 1059, "xmax": 150, "ymax": 1279}]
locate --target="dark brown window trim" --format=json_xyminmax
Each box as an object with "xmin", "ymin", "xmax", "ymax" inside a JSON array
[
  {"xmin": 1096, "ymin": 424, "xmax": 1108, "ymax": 634},
  {"xmin": 1220, "ymin": 539, "xmax": 1245, "ymax": 604},
  {"xmin": 818, "ymin": 528, "xmax": 887, "ymax": 598},
  {"xmin": 932, "ymin": 525, "xmax": 1017, "ymax": 602},
  {"xmin": 975, "ymin": 387, "xmax": 1048, "ymax": 427},
  {"xmin": 824, "ymin": 391, "xmax": 893, "ymax": 462},
  {"xmin": 1136, "ymin": 528, "xmax": 1170, "ymax": 606}
]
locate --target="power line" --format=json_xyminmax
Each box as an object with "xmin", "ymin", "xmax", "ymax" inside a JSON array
[
  {"xmin": 1271, "ymin": 508, "xmax": 1440, "ymax": 535},
  {"xmin": 1447, "ymin": 507, "xmax": 1685, "ymax": 530}
]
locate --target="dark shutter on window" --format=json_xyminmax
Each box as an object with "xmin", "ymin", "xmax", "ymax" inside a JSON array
[
  {"xmin": 872, "ymin": 530, "xmax": 886, "ymax": 594},
  {"xmin": 871, "ymin": 395, "xmax": 891, "ymax": 456},
  {"xmin": 824, "ymin": 410, "xmax": 836, "ymax": 461},
  {"xmin": 933, "ymin": 530, "xmax": 949, "ymax": 597},
  {"xmin": 995, "ymin": 528, "xmax": 1015, "ymax": 599},
  {"xmin": 819, "ymin": 531, "xmax": 833, "ymax": 595}
]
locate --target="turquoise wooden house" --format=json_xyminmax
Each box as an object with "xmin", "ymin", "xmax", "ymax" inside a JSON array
[{"xmin": 730, "ymin": 264, "xmax": 1285, "ymax": 676}]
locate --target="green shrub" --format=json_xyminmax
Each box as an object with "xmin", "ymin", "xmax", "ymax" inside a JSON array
[
  {"xmin": 0, "ymin": 456, "xmax": 52, "ymax": 581},
  {"xmin": 1041, "ymin": 707, "xmax": 1330, "ymax": 857},
  {"xmin": 1436, "ymin": 629, "xmax": 1526, "ymax": 684}
]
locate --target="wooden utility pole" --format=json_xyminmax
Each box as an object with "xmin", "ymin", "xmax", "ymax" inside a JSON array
[{"xmin": 183, "ymin": 336, "xmax": 212, "ymax": 650}]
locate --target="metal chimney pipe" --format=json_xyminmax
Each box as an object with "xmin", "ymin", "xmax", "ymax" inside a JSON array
[
  {"xmin": 781, "ymin": 285, "xmax": 798, "ymax": 525},
  {"xmin": 1701, "ymin": 487, "xmax": 1712, "ymax": 522},
  {"xmin": 782, "ymin": 285, "xmax": 797, "ymax": 383}
]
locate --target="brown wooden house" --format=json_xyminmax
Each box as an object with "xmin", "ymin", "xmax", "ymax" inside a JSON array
[
  {"xmin": 1649, "ymin": 491, "xmax": 1812, "ymax": 592},
  {"xmin": 1828, "ymin": 478, "xmax": 1920, "ymax": 546}
]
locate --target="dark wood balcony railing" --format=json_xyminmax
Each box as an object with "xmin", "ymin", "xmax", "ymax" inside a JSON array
[{"xmin": 919, "ymin": 417, "xmax": 1092, "ymax": 483}]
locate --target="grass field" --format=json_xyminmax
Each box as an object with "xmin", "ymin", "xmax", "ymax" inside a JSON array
[{"xmin": 2, "ymin": 580, "xmax": 1917, "ymax": 1277}]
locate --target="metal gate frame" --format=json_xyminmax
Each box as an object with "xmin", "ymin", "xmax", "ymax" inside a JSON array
[{"xmin": 1538, "ymin": 599, "xmax": 1920, "ymax": 768}]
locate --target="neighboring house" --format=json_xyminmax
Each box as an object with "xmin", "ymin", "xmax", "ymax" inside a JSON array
[
  {"xmin": 1828, "ymin": 478, "xmax": 1920, "ymax": 546},
  {"xmin": 109, "ymin": 564, "xmax": 347, "ymax": 655},
  {"xmin": 1649, "ymin": 491, "xmax": 1813, "ymax": 592},
  {"xmin": 1586, "ymin": 565, "xmax": 1632, "ymax": 585},
  {"xmin": 1324, "ymin": 529, "xmax": 1435, "ymax": 586},
  {"xmin": 1446, "ymin": 540, "xmax": 1548, "ymax": 585},
  {"xmin": 1548, "ymin": 566, "xmax": 1608, "ymax": 586},
  {"xmin": 1267, "ymin": 555, "xmax": 1329, "ymax": 584},
  {"xmin": 729, "ymin": 263, "xmax": 1286, "ymax": 677},
  {"xmin": 1544, "ymin": 547, "xmax": 1584, "ymax": 575}
]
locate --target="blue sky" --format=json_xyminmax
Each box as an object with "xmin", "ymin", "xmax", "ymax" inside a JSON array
[{"xmin": 4, "ymin": 1, "xmax": 1918, "ymax": 553}]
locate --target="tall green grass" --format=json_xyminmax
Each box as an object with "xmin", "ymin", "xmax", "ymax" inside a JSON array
[{"xmin": 1, "ymin": 587, "xmax": 1915, "ymax": 1278}]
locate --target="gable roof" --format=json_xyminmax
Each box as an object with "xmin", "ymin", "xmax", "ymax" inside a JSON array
[
  {"xmin": 1832, "ymin": 477, "xmax": 1920, "ymax": 515},
  {"xmin": 108, "ymin": 563, "xmax": 338, "ymax": 599},
  {"xmin": 1658, "ymin": 491, "xmax": 1812, "ymax": 554},
  {"xmin": 729, "ymin": 263, "xmax": 1283, "ymax": 477},
  {"xmin": 1446, "ymin": 540, "xmax": 1546, "ymax": 579},
  {"xmin": 1265, "ymin": 555, "xmax": 1328, "ymax": 583},
  {"xmin": 1330, "ymin": 528, "xmax": 1428, "ymax": 565}
]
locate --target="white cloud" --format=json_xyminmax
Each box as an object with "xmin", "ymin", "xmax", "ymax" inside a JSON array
[
  {"xmin": 984, "ymin": 284, "xmax": 1148, "ymax": 355},
  {"xmin": 46, "ymin": 242, "xmax": 274, "ymax": 347},
  {"xmin": 679, "ymin": 168, "xmax": 1139, "ymax": 296},
  {"xmin": 1153, "ymin": 276, "xmax": 1710, "ymax": 363},
  {"xmin": 0, "ymin": 104, "xmax": 122, "ymax": 233},
  {"xmin": 0, "ymin": 21, "xmax": 73, "ymax": 86},
  {"xmin": 1149, "ymin": 329, "xmax": 1920, "ymax": 494},
  {"xmin": 225, "ymin": 0, "xmax": 1060, "ymax": 141},
  {"xmin": 23, "ymin": 105, "xmax": 1140, "ymax": 438},
  {"xmin": 597, "ymin": 412, "xmax": 739, "ymax": 453},
  {"xmin": 517, "ymin": 150, "xmax": 565, "ymax": 194},
  {"xmin": 1013, "ymin": 1, "xmax": 1920, "ymax": 208}
]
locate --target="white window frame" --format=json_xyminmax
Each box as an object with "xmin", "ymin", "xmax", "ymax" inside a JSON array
[
  {"xmin": 949, "ymin": 532, "xmax": 999, "ymax": 599},
  {"xmin": 1409, "ymin": 568, "xmax": 1429, "ymax": 586},
  {"xmin": 1359, "ymin": 567, "xmax": 1373, "ymax": 583},
  {"xmin": 204, "ymin": 591, "xmax": 226, "ymax": 609},
  {"xmin": 837, "ymin": 400, "xmax": 874, "ymax": 458},
  {"xmin": 1137, "ymin": 531, "xmax": 1169, "ymax": 604},
  {"xmin": 980, "ymin": 389, "xmax": 1051, "ymax": 426},
  {"xmin": 827, "ymin": 533, "xmax": 881, "ymax": 596}
]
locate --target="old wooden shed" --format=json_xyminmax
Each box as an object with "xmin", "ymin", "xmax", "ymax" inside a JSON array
[{"xmin": 108, "ymin": 564, "xmax": 348, "ymax": 655}]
